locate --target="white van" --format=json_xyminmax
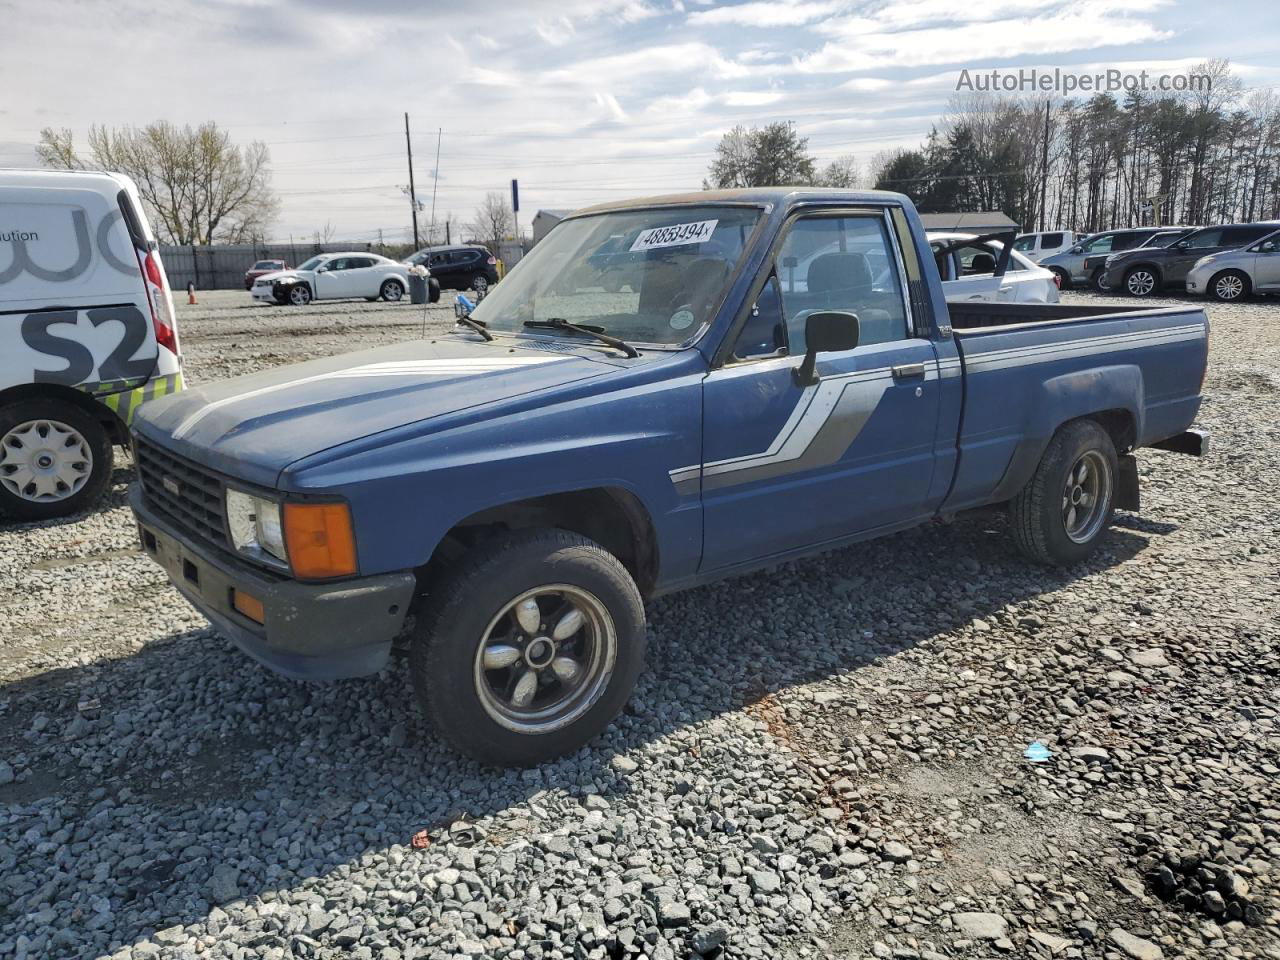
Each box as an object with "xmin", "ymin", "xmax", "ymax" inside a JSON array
[
  {"xmin": 0, "ymin": 169, "xmax": 182, "ymax": 520},
  {"xmin": 1013, "ymin": 230, "xmax": 1078, "ymax": 262}
]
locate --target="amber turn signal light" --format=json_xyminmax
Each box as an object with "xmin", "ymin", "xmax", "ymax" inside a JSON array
[
  {"xmin": 283, "ymin": 502, "xmax": 358, "ymax": 580},
  {"xmin": 232, "ymin": 589, "xmax": 265, "ymax": 624}
]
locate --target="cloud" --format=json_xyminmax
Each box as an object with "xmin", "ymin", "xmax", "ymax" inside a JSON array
[
  {"xmin": 687, "ymin": 0, "xmax": 841, "ymax": 27},
  {"xmin": 723, "ymin": 90, "xmax": 784, "ymax": 106}
]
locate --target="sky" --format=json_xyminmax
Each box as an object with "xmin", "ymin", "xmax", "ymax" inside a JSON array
[{"xmin": 1, "ymin": 0, "xmax": 1278, "ymax": 245}]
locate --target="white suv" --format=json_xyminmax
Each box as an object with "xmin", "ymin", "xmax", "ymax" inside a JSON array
[
  {"xmin": 1013, "ymin": 230, "xmax": 1078, "ymax": 263},
  {"xmin": 251, "ymin": 253, "xmax": 413, "ymax": 306}
]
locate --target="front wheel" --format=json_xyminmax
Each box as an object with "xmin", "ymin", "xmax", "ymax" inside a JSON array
[
  {"xmin": 410, "ymin": 529, "xmax": 646, "ymax": 766},
  {"xmin": 1090, "ymin": 267, "xmax": 1108, "ymax": 292},
  {"xmin": 0, "ymin": 399, "xmax": 113, "ymax": 521},
  {"xmin": 380, "ymin": 279, "xmax": 405, "ymax": 302},
  {"xmin": 1010, "ymin": 419, "xmax": 1117, "ymax": 565},
  {"xmin": 288, "ymin": 284, "xmax": 312, "ymax": 306},
  {"xmin": 1124, "ymin": 267, "xmax": 1159, "ymax": 297},
  {"xmin": 1210, "ymin": 270, "xmax": 1249, "ymax": 302}
]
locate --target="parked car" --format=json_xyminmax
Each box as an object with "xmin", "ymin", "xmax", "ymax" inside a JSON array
[
  {"xmin": 0, "ymin": 168, "xmax": 182, "ymax": 520},
  {"xmin": 1013, "ymin": 230, "xmax": 1078, "ymax": 262},
  {"xmin": 1080, "ymin": 228, "xmax": 1196, "ymax": 289},
  {"xmin": 1186, "ymin": 228, "xmax": 1280, "ymax": 301},
  {"xmin": 250, "ymin": 253, "xmax": 413, "ymax": 306},
  {"xmin": 130, "ymin": 188, "xmax": 1209, "ymax": 765},
  {"xmin": 243, "ymin": 259, "xmax": 288, "ymax": 290},
  {"xmin": 1041, "ymin": 228, "xmax": 1176, "ymax": 291},
  {"xmin": 1099, "ymin": 223, "xmax": 1280, "ymax": 297},
  {"xmin": 404, "ymin": 244, "xmax": 500, "ymax": 295},
  {"xmin": 928, "ymin": 232, "xmax": 1059, "ymax": 303}
]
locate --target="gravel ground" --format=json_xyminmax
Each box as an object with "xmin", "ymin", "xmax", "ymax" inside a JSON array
[{"xmin": 1, "ymin": 289, "xmax": 1277, "ymax": 960}]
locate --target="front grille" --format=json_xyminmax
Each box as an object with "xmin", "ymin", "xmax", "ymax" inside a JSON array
[{"xmin": 135, "ymin": 436, "xmax": 228, "ymax": 549}]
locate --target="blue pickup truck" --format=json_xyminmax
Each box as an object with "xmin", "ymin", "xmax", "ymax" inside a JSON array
[{"xmin": 130, "ymin": 189, "xmax": 1209, "ymax": 765}]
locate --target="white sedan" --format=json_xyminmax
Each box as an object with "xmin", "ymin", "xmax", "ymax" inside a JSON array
[
  {"xmin": 251, "ymin": 252, "xmax": 414, "ymax": 306},
  {"xmin": 928, "ymin": 232, "xmax": 1060, "ymax": 304}
]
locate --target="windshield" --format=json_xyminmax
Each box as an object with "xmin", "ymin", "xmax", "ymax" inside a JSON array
[
  {"xmin": 297, "ymin": 256, "xmax": 325, "ymax": 271},
  {"xmin": 252, "ymin": 260, "xmax": 280, "ymax": 270},
  {"xmin": 470, "ymin": 205, "xmax": 762, "ymax": 346}
]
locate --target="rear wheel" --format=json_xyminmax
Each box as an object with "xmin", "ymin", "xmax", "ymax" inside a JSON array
[
  {"xmin": 380, "ymin": 279, "xmax": 405, "ymax": 302},
  {"xmin": 470, "ymin": 274, "xmax": 490, "ymax": 296},
  {"xmin": 410, "ymin": 529, "xmax": 645, "ymax": 766},
  {"xmin": 1049, "ymin": 267, "xmax": 1070, "ymax": 291},
  {"xmin": 1124, "ymin": 267, "xmax": 1159, "ymax": 297},
  {"xmin": 1011, "ymin": 419, "xmax": 1117, "ymax": 565},
  {"xmin": 0, "ymin": 399, "xmax": 112, "ymax": 521},
  {"xmin": 1210, "ymin": 269, "xmax": 1249, "ymax": 302}
]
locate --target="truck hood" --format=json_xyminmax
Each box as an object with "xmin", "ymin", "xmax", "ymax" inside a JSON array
[{"xmin": 134, "ymin": 337, "xmax": 619, "ymax": 487}]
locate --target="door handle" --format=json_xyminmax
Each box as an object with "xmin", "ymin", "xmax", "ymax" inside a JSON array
[
  {"xmin": 891, "ymin": 363, "xmax": 926, "ymax": 380},
  {"xmin": 999, "ymin": 284, "xmax": 1013, "ymax": 292}
]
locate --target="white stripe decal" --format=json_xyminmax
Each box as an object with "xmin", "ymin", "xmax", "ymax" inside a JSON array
[
  {"xmin": 669, "ymin": 321, "xmax": 1207, "ymax": 489},
  {"xmin": 171, "ymin": 356, "xmax": 565, "ymax": 439}
]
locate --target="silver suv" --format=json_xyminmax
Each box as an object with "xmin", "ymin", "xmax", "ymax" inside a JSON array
[{"xmin": 1186, "ymin": 229, "xmax": 1280, "ymax": 301}]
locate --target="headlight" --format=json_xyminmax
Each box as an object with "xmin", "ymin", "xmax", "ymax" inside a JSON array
[{"xmin": 226, "ymin": 489, "xmax": 287, "ymax": 563}]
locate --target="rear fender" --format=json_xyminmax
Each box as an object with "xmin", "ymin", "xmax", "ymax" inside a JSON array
[{"xmin": 989, "ymin": 364, "xmax": 1144, "ymax": 502}]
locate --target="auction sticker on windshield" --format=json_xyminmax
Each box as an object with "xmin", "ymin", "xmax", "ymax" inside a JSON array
[{"xmin": 630, "ymin": 219, "xmax": 718, "ymax": 252}]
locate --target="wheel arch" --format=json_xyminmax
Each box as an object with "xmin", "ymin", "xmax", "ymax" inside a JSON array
[
  {"xmin": 0, "ymin": 382, "xmax": 128, "ymax": 445},
  {"xmin": 1209, "ymin": 267, "xmax": 1251, "ymax": 299},
  {"xmin": 415, "ymin": 485, "xmax": 660, "ymax": 600}
]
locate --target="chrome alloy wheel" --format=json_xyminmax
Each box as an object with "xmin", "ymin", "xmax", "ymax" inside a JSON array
[
  {"xmin": 1126, "ymin": 269, "xmax": 1156, "ymax": 296},
  {"xmin": 0, "ymin": 419, "xmax": 94, "ymax": 503},
  {"xmin": 473, "ymin": 584, "xmax": 616, "ymax": 734},
  {"xmin": 1214, "ymin": 273, "xmax": 1245, "ymax": 300},
  {"xmin": 1062, "ymin": 449, "xmax": 1112, "ymax": 544}
]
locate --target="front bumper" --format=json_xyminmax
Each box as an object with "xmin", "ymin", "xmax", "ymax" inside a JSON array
[{"xmin": 130, "ymin": 485, "xmax": 416, "ymax": 680}]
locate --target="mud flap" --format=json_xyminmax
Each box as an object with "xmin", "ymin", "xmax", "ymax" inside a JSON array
[{"xmin": 1116, "ymin": 454, "xmax": 1140, "ymax": 512}]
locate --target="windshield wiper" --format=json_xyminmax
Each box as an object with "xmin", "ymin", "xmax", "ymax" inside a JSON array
[
  {"xmin": 523, "ymin": 318, "xmax": 638, "ymax": 358},
  {"xmin": 456, "ymin": 314, "xmax": 493, "ymax": 342}
]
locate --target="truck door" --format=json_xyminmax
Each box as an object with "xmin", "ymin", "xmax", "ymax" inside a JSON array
[{"xmin": 695, "ymin": 210, "xmax": 944, "ymax": 572}]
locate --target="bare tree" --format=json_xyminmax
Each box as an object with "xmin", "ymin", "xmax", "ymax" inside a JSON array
[
  {"xmin": 816, "ymin": 154, "xmax": 862, "ymax": 188},
  {"xmin": 35, "ymin": 128, "xmax": 82, "ymax": 169},
  {"xmin": 471, "ymin": 192, "xmax": 514, "ymax": 251},
  {"xmin": 36, "ymin": 122, "xmax": 277, "ymax": 245}
]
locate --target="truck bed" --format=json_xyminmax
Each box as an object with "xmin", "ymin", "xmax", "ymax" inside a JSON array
[{"xmin": 940, "ymin": 300, "xmax": 1210, "ymax": 513}]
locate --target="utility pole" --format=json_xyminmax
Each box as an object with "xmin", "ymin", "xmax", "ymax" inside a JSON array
[
  {"xmin": 404, "ymin": 112, "xmax": 420, "ymax": 250},
  {"xmin": 429, "ymin": 127, "xmax": 442, "ymax": 245},
  {"xmin": 1039, "ymin": 98, "xmax": 1051, "ymax": 233}
]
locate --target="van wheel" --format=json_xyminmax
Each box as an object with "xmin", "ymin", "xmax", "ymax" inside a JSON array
[
  {"xmin": 1210, "ymin": 270, "xmax": 1249, "ymax": 302},
  {"xmin": 380, "ymin": 279, "xmax": 405, "ymax": 302},
  {"xmin": 1124, "ymin": 267, "xmax": 1158, "ymax": 297},
  {"xmin": 288, "ymin": 284, "xmax": 312, "ymax": 306},
  {"xmin": 1011, "ymin": 419, "xmax": 1117, "ymax": 566},
  {"xmin": 0, "ymin": 399, "xmax": 113, "ymax": 521},
  {"xmin": 409, "ymin": 529, "xmax": 646, "ymax": 766}
]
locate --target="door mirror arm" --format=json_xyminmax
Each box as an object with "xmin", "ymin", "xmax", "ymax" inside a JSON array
[{"xmin": 793, "ymin": 311, "xmax": 860, "ymax": 387}]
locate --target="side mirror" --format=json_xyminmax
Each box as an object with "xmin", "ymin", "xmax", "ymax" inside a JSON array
[
  {"xmin": 1173, "ymin": 241, "xmax": 1188, "ymax": 250},
  {"xmin": 317, "ymin": 265, "xmax": 330, "ymax": 273},
  {"xmin": 794, "ymin": 311, "xmax": 859, "ymax": 386},
  {"xmin": 1070, "ymin": 245, "xmax": 1084, "ymax": 254}
]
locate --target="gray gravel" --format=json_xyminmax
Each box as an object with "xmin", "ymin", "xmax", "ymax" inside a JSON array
[{"xmin": 1, "ymin": 289, "xmax": 1277, "ymax": 959}]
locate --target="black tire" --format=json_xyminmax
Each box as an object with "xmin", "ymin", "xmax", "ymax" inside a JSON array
[
  {"xmin": 0, "ymin": 398, "xmax": 113, "ymax": 521},
  {"xmin": 410, "ymin": 529, "xmax": 646, "ymax": 766},
  {"xmin": 1124, "ymin": 266, "xmax": 1159, "ymax": 298},
  {"xmin": 1089, "ymin": 268, "xmax": 1108, "ymax": 293},
  {"xmin": 1049, "ymin": 267, "xmax": 1071, "ymax": 291},
  {"xmin": 428, "ymin": 278, "xmax": 441, "ymax": 303},
  {"xmin": 380, "ymin": 279, "xmax": 405, "ymax": 302},
  {"xmin": 470, "ymin": 274, "xmax": 490, "ymax": 296},
  {"xmin": 602, "ymin": 272, "xmax": 624, "ymax": 294},
  {"xmin": 1209, "ymin": 269, "xmax": 1250, "ymax": 302},
  {"xmin": 288, "ymin": 284, "xmax": 312, "ymax": 306},
  {"xmin": 1010, "ymin": 419, "xmax": 1118, "ymax": 566}
]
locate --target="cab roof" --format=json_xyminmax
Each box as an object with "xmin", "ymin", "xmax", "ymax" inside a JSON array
[{"xmin": 571, "ymin": 187, "xmax": 911, "ymax": 217}]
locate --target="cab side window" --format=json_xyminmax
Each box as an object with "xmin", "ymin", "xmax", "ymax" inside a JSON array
[
  {"xmin": 731, "ymin": 274, "xmax": 785, "ymax": 360},
  {"xmin": 774, "ymin": 215, "xmax": 909, "ymax": 352}
]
